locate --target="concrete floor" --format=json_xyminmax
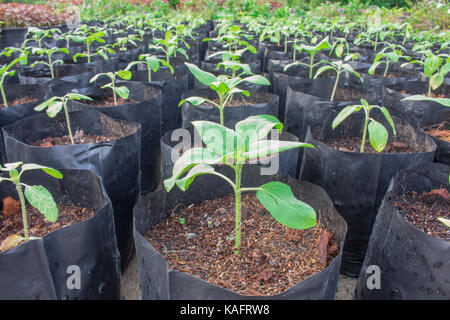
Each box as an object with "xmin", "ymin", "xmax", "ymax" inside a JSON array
[{"xmin": 121, "ymin": 253, "xmax": 357, "ymax": 300}]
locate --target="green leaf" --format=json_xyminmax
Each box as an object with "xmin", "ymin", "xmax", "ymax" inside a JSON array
[
  {"xmin": 192, "ymin": 121, "xmax": 237, "ymax": 157},
  {"xmin": 379, "ymin": 106, "xmax": 396, "ymax": 135},
  {"xmin": 368, "ymin": 120, "xmax": 388, "ymax": 152},
  {"xmin": 66, "ymin": 93, "xmax": 92, "ymax": 101},
  {"xmin": 332, "ymin": 105, "xmax": 362, "ymax": 129},
  {"xmin": 115, "ymin": 86, "xmax": 130, "ymax": 99},
  {"xmin": 185, "ymin": 63, "xmax": 217, "ymax": 87},
  {"xmin": 424, "ymin": 55, "xmax": 442, "ymax": 77},
  {"xmin": 235, "ymin": 115, "xmax": 283, "ymax": 151},
  {"xmin": 116, "ymin": 70, "xmax": 132, "ymax": 80},
  {"xmin": 24, "ymin": 185, "xmax": 58, "ymax": 223},
  {"xmin": 402, "ymin": 95, "xmax": 450, "ymax": 107},
  {"xmin": 257, "ymin": 182, "xmax": 316, "ymax": 230},
  {"xmin": 178, "ymin": 96, "xmax": 207, "ymax": 107},
  {"xmin": 244, "ymin": 140, "xmax": 313, "ymax": 162},
  {"xmin": 46, "ymin": 101, "xmax": 63, "ymax": 118},
  {"xmin": 430, "ymin": 73, "xmax": 444, "ymax": 90},
  {"xmin": 20, "ymin": 164, "xmax": 63, "ymax": 179},
  {"xmin": 175, "ymin": 163, "xmax": 214, "ymax": 191},
  {"xmin": 314, "ymin": 65, "xmax": 336, "ymax": 78},
  {"xmin": 164, "ymin": 147, "xmax": 222, "ymax": 191},
  {"xmin": 240, "ymin": 75, "xmax": 270, "ymax": 86}
]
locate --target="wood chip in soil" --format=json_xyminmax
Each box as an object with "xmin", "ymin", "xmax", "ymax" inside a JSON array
[
  {"xmin": 324, "ymin": 136, "xmax": 411, "ymax": 153},
  {"xmin": 0, "ymin": 96, "xmax": 37, "ymax": 108},
  {"xmin": 145, "ymin": 193, "xmax": 339, "ymax": 296},
  {"xmin": 29, "ymin": 129, "xmax": 119, "ymax": 147},
  {"xmin": 424, "ymin": 122, "xmax": 450, "ymax": 142},
  {"xmin": 388, "ymin": 190, "xmax": 450, "ymax": 241},
  {"xmin": 0, "ymin": 201, "xmax": 95, "ymax": 244}
]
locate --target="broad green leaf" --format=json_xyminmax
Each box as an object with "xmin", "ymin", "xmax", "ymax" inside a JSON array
[
  {"xmin": 368, "ymin": 120, "xmax": 388, "ymax": 152},
  {"xmin": 241, "ymin": 75, "xmax": 270, "ymax": 86},
  {"xmin": 379, "ymin": 106, "xmax": 396, "ymax": 135},
  {"xmin": 66, "ymin": 93, "xmax": 92, "ymax": 101},
  {"xmin": 115, "ymin": 86, "xmax": 130, "ymax": 99},
  {"xmin": 332, "ymin": 105, "xmax": 362, "ymax": 129},
  {"xmin": 25, "ymin": 185, "xmax": 58, "ymax": 223},
  {"xmin": 116, "ymin": 70, "xmax": 132, "ymax": 80},
  {"xmin": 192, "ymin": 121, "xmax": 237, "ymax": 157},
  {"xmin": 430, "ymin": 73, "xmax": 444, "ymax": 90},
  {"xmin": 164, "ymin": 147, "xmax": 222, "ymax": 191},
  {"xmin": 257, "ymin": 182, "xmax": 316, "ymax": 229},
  {"xmin": 368, "ymin": 61, "xmax": 382, "ymax": 75},
  {"xmin": 185, "ymin": 63, "xmax": 217, "ymax": 87},
  {"xmin": 244, "ymin": 140, "xmax": 313, "ymax": 162},
  {"xmin": 34, "ymin": 97, "xmax": 58, "ymax": 111},
  {"xmin": 402, "ymin": 95, "xmax": 450, "ymax": 107},
  {"xmin": 315, "ymin": 65, "xmax": 336, "ymax": 78},
  {"xmin": 438, "ymin": 217, "xmax": 450, "ymax": 228},
  {"xmin": 46, "ymin": 101, "xmax": 63, "ymax": 118},
  {"xmin": 424, "ymin": 55, "xmax": 442, "ymax": 77},
  {"xmin": 175, "ymin": 163, "xmax": 214, "ymax": 191},
  {"xmin": 235, "ymin": 115, "xmax": 283, "ymax": 151}
]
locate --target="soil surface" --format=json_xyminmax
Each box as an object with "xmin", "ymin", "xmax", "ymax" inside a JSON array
[
  {"xmin": 424, "ymin": 122, "xmax": 450, "ymax": 142},
  {"xmin": 325, "ymin": 137, "xmax": 411, "ymax": 153},
  {"xmin": 333, "ymin": 87, "xmax": 368, "ymax": 102},
  {"xmin": 0, "ymin": 96, "xmax": 37, "ymax": 108},
  {"xmin": 0, "ymin": 201, "xmax": 95, "ymax": 245},
  {"xmin": 200, "ymin": 94, "xmax": 268, "ymax": 107},
  {"xmin": 29, "ymin": 129, "xmax": 120, "ymax": 147},
  {"xmin": 388, "ymin": 190, "xmax": 450, "ymax": 241},
  {"xmin": 145, "ymin": 193, "xmax": 338, "ymax": 296},
  {"xmin": 86, "ymin": 96, "xmax": 137, "ymax": 107}
]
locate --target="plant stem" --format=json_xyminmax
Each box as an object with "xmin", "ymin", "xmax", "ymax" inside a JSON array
[
  {"xmin": 0, "ymin": 79, "xmax": 8, "ymax": 108},
  {"xmin": 87, "ymin": 42, "xmax": 91, "ymax": 64},
  {"xmin": 63, "ymin": 100, "xmax": 75, "ymax": 145},
  {"xmin": 49, "ymin": 54, "xmax": 55, "ymax": 79},
  {"xmin": 383, "ymin": 60, "xmax": 389, "ymax": 77},
  {"xmin": 112, "ymin": 78, "xmax": 118, "ymax": 106},
  {"xmin": 330, "ymin": 68, "xmax": 340, "ymax": 102},
  {"xmin": 309, "ymin": 53, "xmax": 315, "ymax": 78},
  {"xmin": 361, "ymin": 109, "xmax": 369, "ymax": 153},
  {"xmin": 148, "ymin": 66, "xmax": 152, "ymax": 82},
  {"xmin": 234, "ymin": 163, "xmax": 243, "ymax": 255},
  {"xmin": 15, "ymin": 183, "xmax": 28, "ymax": 241}
]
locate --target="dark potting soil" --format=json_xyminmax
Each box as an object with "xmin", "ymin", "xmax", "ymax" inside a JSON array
[
  {"xmin": 324, "ymin": 136, "xmax": 411, "ymax": 153},
  {"xmin": 333, "ymin": 87, "xmax": 367, "ymax": 102},
  {"xmin": 86, "ymin": 96, "xmax": 137, "ymax": 107},
  {"xmin": 29, "ymin": 129, "xmax": 120, "ymax": 147},
  {"xmin": 424, "ymin": 122, "xmax": 450, "ymax": 142},
  {"xmin": 388, "ymin": 190, "xmax": 450, "ymax": 241},
  {"xmin": 0, "ymin": 96, "xmax": 37, "ymax": 108},
  {"xmin": 202, "ymin": 94, "xmax": 268, "ymax": 107},
  {"xmin": 145, "ymin": 193, "xmax": 338, "ymax": 296},
  {"xmin": 0, "ymin": 200, "xmax": 95, "ymax": 245}
]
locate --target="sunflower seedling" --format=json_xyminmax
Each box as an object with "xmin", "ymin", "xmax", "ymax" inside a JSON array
[
  {"xmin": 90, "ymin": 70, "xmax": 132, "ymax": 106},
  {"xmin": 126, "ymin": 54, "xmax": 166, "ymax": 82},
  {"xmin": 30, "ymin": 47, "xmax": 69, "ymax": 79},
  {"xmin": 0, "ymin": 162, "xmax": 62, "ymax": 251},
  {"xmin": 34, "ymin": 93, "xmax": 93, "ymax": 145},
  {"xmin": 164, "ymin": 115, "xmax": 316, "ymax": 254},
  {"xmin": 332, "ymin": 99, "xmax": 396, "ymax": 153},
  {"xmin": 0, "ymin": 55, "xmax": 27, "ymax": 108}
]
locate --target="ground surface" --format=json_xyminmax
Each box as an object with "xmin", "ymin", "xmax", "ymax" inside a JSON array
[{"xmin": 121, "ymin": 253, "xmax": 357, "ymax": 300}]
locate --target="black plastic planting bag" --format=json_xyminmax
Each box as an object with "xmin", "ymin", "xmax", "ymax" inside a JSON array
[
  {"xmin": 18, "ymin": 64, "xmax": 95, "ymax": 87},
  {"xmin": 300, "ymin": 114, "xmax": 437, "ymax": 277},
  {"xmin": 355, "ymin": 163, "xmax": 450, "ymax": 300},
  {"xmin": 0, "ymin": 84, "xmax": 50, "ymax": 163},
  {"xmin": 160, "ymin": 126, "xmax": 300, "ymax": 181},
  {"xmin": 0, "ymin": 168, "xmax": 121, "ymax": 300},
  {"xmin": 67, "ymin": 81, "xmax": 161, "ymax": 193},
  {"xmin": 133, "ymin": 173, "xmax": 347, "ymax": 300},
  {"xmin": 382, "ymin": 84, "xmax": 450, "ymax": 165},
  {"xmin": 130, "ymin": 70, "xmax": 189, "ymax": 135},
  {"xmin": 0, "ymin": 28, "xmax": 27, "ymax": 49},
  {"xmin": 2, "ymin": 110, "xmax": 141, "ymax": 270},
  {"xmin": 180, "ymin": 88, "xmax": 279, "ymax": 129}
]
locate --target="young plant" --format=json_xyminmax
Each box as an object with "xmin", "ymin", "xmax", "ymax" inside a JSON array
[
  {"xmin": 314, "ymin": 53, "xmax": 362, "ymax": 102},
  {"xmin": 112, "ymin": 34, "xmax": 143, "ymax": 52},
  {"xmin": 126, "ymin": 53, "xmax": 167, "ymax": 82},
  {"xmin": 0, "ymin": 162, "xmax": 62, "ymax": 250},
  {"xmin": 332, "ymin": 99, "xmax": 396, "ymax": 153},
  {"xmin": 149, "ymin": 30, "xmax": 188, "ymax": 67},
  {"xmin": 30, "ymin": 47, "xmax": 69, "ymax": 79},
  {"xmin": 73, "ymin": 44, "xmax": 116, "ymax": 63},
  {"xmin": 0, "ymin": 55, "xmax": 27, "ymax": 108},
  {"xmin": 22, "ymin": 27, "xmax": 61, "ymax": 49},
  {"xmin": 89, "ymin": 70, "xmax": 132, "ymax": 106},
  {"xmin": 369, "ymin": 44, "xmax": 409, "ymax": 77},
  {"xmin": 329, "ymin": 38, "xmax": 350, "ymax": 59},
  {"xmin": 164, "ymin": 115, "xmax": 316, "ymax": 254},
  {"xmin": 78, "ymin": 31, "xmax": 107, "ymax": 64},
  {"xmin": 284, "ymin": 36, "xmax": 331, "ymax": 78},
  {"xmin": 402, "ymin": 52, "xmax": 450, "ymax": 97},
  {"xmin": 179, "ymin": 63, "xmax": 269, "ymax": 126},
  {"xmin": 34, "ymin": 93, "xmax": 93, "ymax": 145}
]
